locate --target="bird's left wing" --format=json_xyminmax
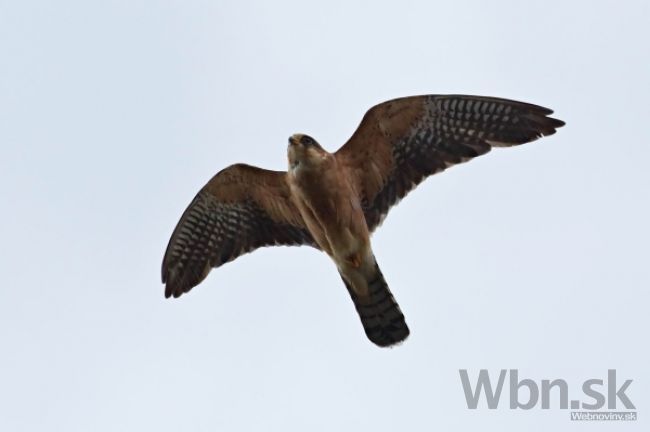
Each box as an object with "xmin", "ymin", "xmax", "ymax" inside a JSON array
[
  {"xmin": 162, "ymin": 163, "xmax": 315, "ymax": 298},
  {"xmin": 335, "ymin": 95, "xmax": 565, "ymax": 232}
]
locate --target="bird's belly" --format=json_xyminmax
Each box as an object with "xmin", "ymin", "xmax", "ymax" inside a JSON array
[
  {"xmin": 292, "ymin": 176, "xmax": 369, "ymax": 260},
  {"xmin": 325, "ymin": 223, "xmax": 366, "ymax": 260}
]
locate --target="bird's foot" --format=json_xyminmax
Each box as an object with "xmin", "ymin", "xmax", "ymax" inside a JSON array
[{"xmin": 346, "ymin": 254, "xmax": 361, "ymax": 268}]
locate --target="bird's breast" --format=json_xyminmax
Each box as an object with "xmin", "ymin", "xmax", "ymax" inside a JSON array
[{"xmin": 288, "ymin": 164, "xmax": 369, "ymax": 259}]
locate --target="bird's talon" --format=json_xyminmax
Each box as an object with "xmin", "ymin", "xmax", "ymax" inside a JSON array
[{"xmin": 347, "ymin": 254, "xmax": 361, "ymax": 268}]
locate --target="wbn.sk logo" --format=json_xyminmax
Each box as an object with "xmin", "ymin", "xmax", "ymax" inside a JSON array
[{"xmin": 459, "ymin": 369, "xmax": 637, "ymax": 421}]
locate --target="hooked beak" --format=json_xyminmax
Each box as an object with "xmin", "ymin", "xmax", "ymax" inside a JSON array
[{"xmin": 288, "ymin": 134, "xmax": 303, "ymax": 146}]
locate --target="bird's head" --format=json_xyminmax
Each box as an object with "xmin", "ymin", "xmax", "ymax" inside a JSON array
[{"xmin": 287, "ymin": 134, "xmax": 327, "ymax": 171}]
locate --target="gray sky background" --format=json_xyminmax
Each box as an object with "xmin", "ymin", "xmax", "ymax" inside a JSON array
[{"xmin": 1, "ymin": 1, "xmax": 648, "ymax": 431}]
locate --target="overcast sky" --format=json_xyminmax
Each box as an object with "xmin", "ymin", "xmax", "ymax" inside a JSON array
[{"xmin": 1, "ymin": 1, "xmax": 648, "ymax": 431}]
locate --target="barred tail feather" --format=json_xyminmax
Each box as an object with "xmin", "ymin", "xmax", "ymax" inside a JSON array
[{"xmin": 341, "ymin": 262, "xmax": 409, "ymax": 347}]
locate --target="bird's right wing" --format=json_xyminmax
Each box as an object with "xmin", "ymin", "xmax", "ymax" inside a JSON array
[
  {"xmin": 162, "ymin": 163, "xmax": 316, "ymax": 298},
  {"xmin": 335, "ymin": 95, "xmax": 565, "ymax": 232}
]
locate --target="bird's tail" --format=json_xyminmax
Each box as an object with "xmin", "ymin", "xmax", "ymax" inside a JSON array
[{"xmin": 341, "ymin": 260, "xmax": 409, "ymax": 347}]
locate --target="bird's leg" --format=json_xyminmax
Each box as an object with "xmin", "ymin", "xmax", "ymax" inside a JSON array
[{"xmin": 346, "ymin": 253, "xmax": 361, "ymax": 269}]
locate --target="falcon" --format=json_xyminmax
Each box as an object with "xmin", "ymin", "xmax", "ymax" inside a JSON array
[{"xmin": 162, "ymin": 94, "xmax": 564, "ymax": 347}]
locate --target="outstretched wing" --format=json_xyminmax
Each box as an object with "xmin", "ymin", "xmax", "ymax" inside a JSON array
[
  {"xmin": 335, "ymin": 95, "xmax": 565, "ymax": 231},
  {"xmin": 162, "ymin": 163, "xmax": 315, "ymax": 298}
]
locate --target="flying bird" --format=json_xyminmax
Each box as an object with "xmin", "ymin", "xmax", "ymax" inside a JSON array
[{"xmin": 162, "ymin": 94, "xmax": 564, "ymax": 347}]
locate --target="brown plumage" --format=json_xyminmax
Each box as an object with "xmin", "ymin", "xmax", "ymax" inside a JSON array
[{"xmin": 162, "ymin": 94, "xmax": 564, "ymax": 347}]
